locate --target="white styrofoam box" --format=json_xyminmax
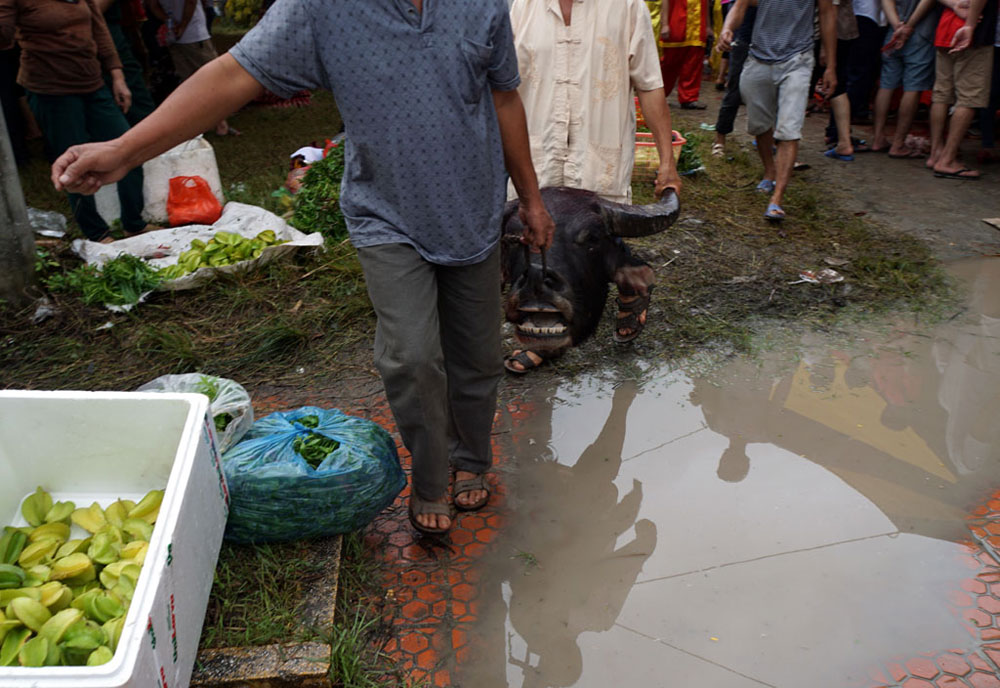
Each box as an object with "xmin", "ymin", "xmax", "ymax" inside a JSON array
[
  {"xmin": 94, "ymin": 136, "xmax": 225, "ymax": 226},
  {"xmin": 0, "ymin": 390, "xmax": 230, "ymax": 688}
]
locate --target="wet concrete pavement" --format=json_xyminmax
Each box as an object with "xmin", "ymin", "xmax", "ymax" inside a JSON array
[{"xmin": 442, "ymin": 257, "xmax": 1000, "ymax": 688}]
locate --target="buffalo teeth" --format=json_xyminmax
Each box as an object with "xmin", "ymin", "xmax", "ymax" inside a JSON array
[{"xmin": 517, "ymin": 324, "xmax": 567, "ymax": 335}]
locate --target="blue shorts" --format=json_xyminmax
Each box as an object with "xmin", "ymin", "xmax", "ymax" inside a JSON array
[{"xmin": 880, "ymin": 31, "xmax": 936, "ymax": 92}]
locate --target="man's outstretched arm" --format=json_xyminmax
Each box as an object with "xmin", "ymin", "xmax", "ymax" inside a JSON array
[{"xmin": 53, "ymin": 54, "xmax": 264, "ymax": 195}]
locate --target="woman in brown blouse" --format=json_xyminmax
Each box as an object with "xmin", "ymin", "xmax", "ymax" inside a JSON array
[{"xmin": 0, "ymin": 0, "xmax": 146, "ymax": 241}]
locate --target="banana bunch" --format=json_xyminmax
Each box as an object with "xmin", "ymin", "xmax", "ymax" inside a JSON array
[
  {"xmin": 158, "ymin": 230, "xmax": 286, "ymax": 280},
  {"xmin": 0, "ymin": 487, "xmax": 163, "ymax": 668}
]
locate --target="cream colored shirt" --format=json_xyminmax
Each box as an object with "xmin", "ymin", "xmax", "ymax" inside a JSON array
[{"xmin": 508, "ymin": 0, "xmax": 663, "ymax": 203}]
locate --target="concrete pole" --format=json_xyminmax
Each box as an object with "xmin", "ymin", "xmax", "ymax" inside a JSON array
[{"xmin": 0, "ymin": 102, "xmax": 36, "ymax": 311}]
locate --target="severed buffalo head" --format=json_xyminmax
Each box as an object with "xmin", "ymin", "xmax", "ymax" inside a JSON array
[{"xmin": 501, "ymin": 187, "xmax": 680, "ymax": 357}]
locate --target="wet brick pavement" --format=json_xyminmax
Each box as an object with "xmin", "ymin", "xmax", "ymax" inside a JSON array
[{"xmin": 865, "ymin": 493, "xmax": 1000, "ymax": 688}]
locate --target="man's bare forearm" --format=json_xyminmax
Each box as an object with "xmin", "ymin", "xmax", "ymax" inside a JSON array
[
  {"xmin": 818, "ymin": 0, "xmax": 837, "ymax": 70},
  {"xmin": 120, "ymin": 55, "xmax": 262, "ymax": 168},
  {"xmin": 492, "ymin": 88, "xmax": 543, "ymax": 206},
  {"xmin": 636, "ymin": 88, "xmax": 676, "ymax": 172}
]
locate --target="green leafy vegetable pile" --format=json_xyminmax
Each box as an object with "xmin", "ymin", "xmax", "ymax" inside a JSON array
[
  {"xmin": 292, "ymin": 414, "xmax": 341, "ymax": 468},
  {"xmin": 45, "ymin": 255, "xmax": 163, "ymax": 307},
  {"xmin": 290, "ymin": 144, "xmax": 346, "ymax": 241}
]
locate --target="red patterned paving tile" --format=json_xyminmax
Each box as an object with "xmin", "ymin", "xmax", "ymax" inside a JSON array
[
  {"xmin": 453, "ymin": 583, "xmax": 477, "ymax": 602},
  {"xmin": 961, "ymin": 555, "xmax": 986, "ymax": 571},
  {"xmin": 938, "ymin": 653, "xmax": 973, "ymax": 676},
  {"xmin": 969, "ymin": 654, "xmax": 992, "ymax": 672},
  {"xmin": 400, "ymin": 632, "xmax": 429, "ymax": 654},
  {"xmin": 452, "ymin": 601, "xmax": 468, "ymax": 618},
  {"xmin": 889, "ymin": 663, "xmax": 911, "ymax": 682},
  {"xmin": 965, "ymin": 579, "xmax": 990, "ymax": 595},
  {"xmin": 416, "ymin": 649, "xmax": 438, "ymax": 671},
  {"xmin": 431, "ymin": 600, "xmax": 448, "ymax": 617},
  {"xmin": 401, "ymin": 544, "xmax": 429, "ymax": 561},
  {"xmin": 963, "ymin": 609, "xmax": 993, "ymax": 628},
  {"xmin": 417, "ymin": 584, "xmax": 445, "ymax": 604},
  {"xmin": 450, "ymin": 529, "xmax": 475, "ymax": 547},
  {"xmin": 980, "ymin": 628, "xmax": 1000, "ymax": 641},
  {"xmin": 984, "ymin": 647, "xmax": 1000, "ymax": 667},
  {"xmin": 968, "ymin": 672, "xmax": 1000, "ymax": 688},
  {"xmin": 908, "ymin": 658, "xmax": 942, "ymax": 680},
  {"xmin": 486, "ymin": 513, "xmax": 504, "ymax": 529},
  {"xmin": 462, "ymin": 515, "xmax": 486, "ymax": 531},
  {"xmin": 936, "ymin": 676, "xmax": 967, "ymax": 688},
  {"xmin": 402, "ymin": 570, "xmax": 428, "ymax": 587},
  {"xmin": 402, "ymin": 600, "xmax": 430, "ymax": 621},
  {"xmin": 950, "ymin": 591, "xmax": 976, "ymax": 608},
  {"xmin": 903, "ymin": 679, "xmax": 936, "ymax": 688},
  {"xmin": 980, "ymin": 596, "xmax": 1000, "ymax": 615},
  {"xmin": 463, "ymin": 542, "xmax": 488, "ymax": 559},
  {"xmin": 986, "ymin": 523, "xmax": 1000, "ymax": 536},
  {"xmin": 475, "ymin": 527, "xmax": 497, "ymax": 544},
  {"xmin": 988, "ymin": 500, "xmax": 1000, "ymax": 512},
  {"xmin": 869, "ymin": 668, "xmax": 891, "ymax": 684},
  {"xmin": 452, "ymin": 628, "xmax": 467, "ymax": 649},
  {"xmin": 434, "ymin": 670, "xmax": 451, "ymax": 687}
]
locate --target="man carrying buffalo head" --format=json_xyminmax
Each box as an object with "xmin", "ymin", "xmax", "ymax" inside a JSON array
[
  {"xmin": 49, "ymin": 0, "xmax": 555, "ymax": 537},
  {"xmin": 503, "ymin": 0, "xmax": 683, "ymax": 374}
]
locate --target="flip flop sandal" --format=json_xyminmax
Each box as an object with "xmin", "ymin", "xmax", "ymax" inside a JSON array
[
  {"xmin": 453, "ymin": 473, "xmax": 491, "ymax": 512},
  {"xmin": 823, "ymin": 148, "xmax": 854, "ymax": 162},
  {"xmin": 614, "ymin": 288, "xmax": 652, "ymax": 344},
  {"xmin": 756, "ymin": 179, "xmax": 776, "ymax": 193},
  {"xmin": 504, "ymin": 350, "xmax": 547, "ymax": 375},
  {"xmin": 711, "ymin": 142, "xmax": 725, "ymax": 157},
  {"xmin": 933, "ymin": 168, "xmax": 981, "ymax": 180},
  {"xmin": 408, "ymin": 492, "xmax": 453, "ymax": 535},
  {"xmin": 764, "ymin": 203, "xmax": 785, "ymax": 222}
]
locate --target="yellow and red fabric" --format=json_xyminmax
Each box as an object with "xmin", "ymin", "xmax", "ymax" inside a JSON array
[
  {"xmin": 658, "ymin": 0, "xmax": 710, "ymax": 48},
  {"xmin": 660, "ymin": 45, "xmax": 704, "ymax": 104}
]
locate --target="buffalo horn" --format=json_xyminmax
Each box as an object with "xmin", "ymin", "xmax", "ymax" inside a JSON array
[{"xmin": 598, "ymin": 190, "xmax": 680, "ymax": 238}]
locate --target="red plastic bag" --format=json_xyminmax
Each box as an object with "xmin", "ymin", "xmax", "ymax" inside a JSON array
[{"xmin": 166, "ymin": 175, "xmax": 223, "ymax": 227}]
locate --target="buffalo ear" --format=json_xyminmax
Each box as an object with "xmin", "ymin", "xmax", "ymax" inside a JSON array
[{"xmin": 600, "ymin": 190, "xmax": 680, "ymax": 238}]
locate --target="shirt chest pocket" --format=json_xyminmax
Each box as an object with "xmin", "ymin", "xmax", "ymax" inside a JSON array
[{"xmin": 452, "ymin": 37, "xmax": 493, "ymax": 104}]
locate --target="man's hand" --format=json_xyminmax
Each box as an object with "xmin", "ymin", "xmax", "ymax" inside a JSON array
[
  {"xmin": 717, "ymin": 28, "xmax": 734, "ymax": 52},
  {"xmin": 821, "ymin": 66, "xmax": 837, "ymax": 98},
  {"xmin": 110, "ymin": 69, "xmax": 132, "ymax": 114},
  {"xmin": 950, "ymin": 24, "xmax": 974, "ymax": 50},
  {"xmin": 655, "ymin": 160, "xmax": 682, "ymax": 197},
  {"xmin": 884, "ymin": 22, "xmax": 913, "ymax": 51},
  {"xmin": 52, "ymin": 140, "xmax": 132, "ymax": 195},
  {"xmin": 518, "ymin": 197, "xmax": 555, "ymax": 252}
]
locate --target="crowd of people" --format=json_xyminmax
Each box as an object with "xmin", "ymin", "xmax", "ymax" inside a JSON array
[
  {"xmin": 3, "ymin": 0, "xmax": 997, "ymax": 535},
  {"xmin": 0, "ymin": 0, "xmax": 230, "ymax": 241}
]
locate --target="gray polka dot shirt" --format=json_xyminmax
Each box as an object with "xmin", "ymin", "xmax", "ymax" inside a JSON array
[{"xmin": 230, "ymin": 0, "xmax": 521, "ymax": 266}]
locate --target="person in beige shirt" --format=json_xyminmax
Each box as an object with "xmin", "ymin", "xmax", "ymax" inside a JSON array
[{"xmin": 505, "ymin": 0, "xmax": 682, "ymax": 373}]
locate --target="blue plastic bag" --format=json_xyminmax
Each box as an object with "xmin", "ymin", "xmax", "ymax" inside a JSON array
[{"xmin": 222, "ymin": 407, "xmax": 405, "ymax": 543}]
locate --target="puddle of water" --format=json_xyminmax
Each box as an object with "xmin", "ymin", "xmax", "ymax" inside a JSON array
[{"xmin": 461, "ymin": 258, "xmax": 1000, "ymax": 688}]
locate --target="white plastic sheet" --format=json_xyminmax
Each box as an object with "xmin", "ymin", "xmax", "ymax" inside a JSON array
[{"xmin": 72, "ymin": 202, "xmax": 323, "ymax": 291}]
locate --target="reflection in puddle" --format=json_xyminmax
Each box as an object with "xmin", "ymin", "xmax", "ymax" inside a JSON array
[{"xmin": 461, "ymin": 259, "xmax": 1000, "ymax": 688}]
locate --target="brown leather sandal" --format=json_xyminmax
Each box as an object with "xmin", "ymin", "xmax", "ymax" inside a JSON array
[
  {"xmin": 408, "ymin": 493, "xmax": 453, "ymax": 535},
  {"xmin": 453, "ymin": 473, "xmax": 490, "ymax": 512}
]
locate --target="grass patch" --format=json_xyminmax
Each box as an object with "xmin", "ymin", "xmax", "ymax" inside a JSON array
[{"xmin": 200, "ymin": 539, "xmax": 329, "ymax": 648}]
